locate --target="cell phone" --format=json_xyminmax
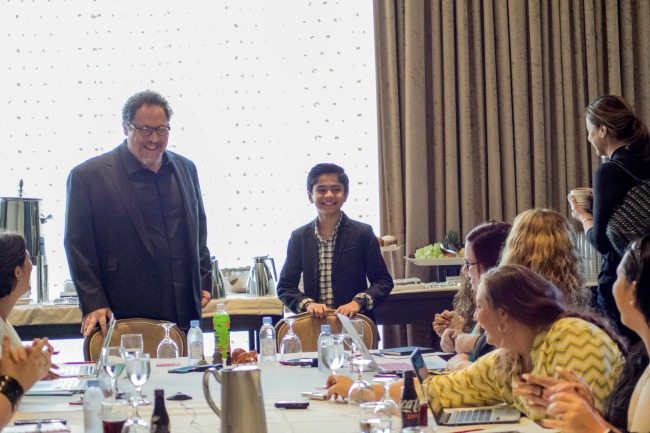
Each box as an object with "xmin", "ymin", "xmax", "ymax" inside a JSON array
[
  {"xmin": 279, "ymin": 358, "xmax": 317, "ymax": 367},
  {"xmin": 168, "ymin": 364, "xmax": 222, "ymax": 373},
  {"xmin": 301, "ymin": 391, "xmax": 328, "ymax": 400},
  {"xmin": 274, "ymin": 401, "xmax": 309, "ymax": 409}
]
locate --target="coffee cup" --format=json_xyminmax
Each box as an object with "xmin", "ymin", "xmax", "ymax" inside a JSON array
[{"xmin": 569, "ymin": 187, "xmax": 592, "ymax": 211}]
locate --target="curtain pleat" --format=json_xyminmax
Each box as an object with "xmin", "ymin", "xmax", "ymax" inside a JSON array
[{"xmin": 375, "ymin": 0, "xmax": 650, "ymax": 279}]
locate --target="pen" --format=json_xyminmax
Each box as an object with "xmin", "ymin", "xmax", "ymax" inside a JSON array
[{"xmin": 451, "ymin": 429, "xmax": 484, "ymax": 433}]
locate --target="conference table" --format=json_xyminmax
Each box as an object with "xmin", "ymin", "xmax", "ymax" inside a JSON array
[{"xmin": 11, "ymin": 356, "xmax": 553, "ymax": 433}]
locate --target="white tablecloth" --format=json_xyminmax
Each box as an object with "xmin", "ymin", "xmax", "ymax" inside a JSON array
[
  {"xmin": 11, "ymin": 356, "xmax": 553, "ymax": 433},
  {"xmin": 8, "ymin": 295, "xmax": 284, "ymax": 327}
]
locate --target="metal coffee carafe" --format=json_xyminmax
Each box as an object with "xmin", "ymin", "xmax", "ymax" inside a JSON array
[
  {"xmin": 0, "ymin": 180, "xmax": 52, "ymax": 303},
  {"xmin": 202, "ymin": 365, "xmax": 267, "ymax": 433},
  {"xmin": 246, "ymin": 255, "xmax": 277, "ymax": 296},
  {"xmin": 210, "ymin": 257, "xmax": 228, "ymax": 299}
]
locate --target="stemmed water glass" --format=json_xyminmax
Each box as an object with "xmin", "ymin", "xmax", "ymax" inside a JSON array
[
  {"xmin": 279, "ymin": 317, "xmax": 302, "ymax": 360},
  {"xmin": 101, "ymin": 346, "xmax": 125, "ymax": 398},
  {"xmin": 156, "ymin": 322, "xmax": 179, "ymax": 358},
  {"xmin": 319, "ymin": 334, "xmax": 345, "ymax": 375},
  {"xmin": 347, "ymin": 359, "xmax": 374, "ymax": 405},
  {"xmin": 120, "ymin": 334, "xmax": 144, "ymax": 359},
  {"xmin": 121, "ymin": 353, "xmax": 151, "ymax": 433},
  {"xmin": 373, "ymin": 376, "xmax": 400, "ymax": 417}
]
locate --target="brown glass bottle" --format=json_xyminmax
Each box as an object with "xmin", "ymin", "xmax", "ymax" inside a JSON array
[
  {"xmin": 151, "ymin": 389, "xmax": 170, "ymax": 433},
  {"xmin": 400, "ymin": 370, "xmax": 420, "ymax": 428}
]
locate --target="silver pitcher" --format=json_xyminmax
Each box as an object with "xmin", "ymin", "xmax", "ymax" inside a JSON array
[
  {"xmin": 202, "ymin": 366, "xmax": 267, "ymax": 433},
  {"xmin": 246, "ymin": 255, "xmax": 277, "ymax": 296},
  {"xmin": 210, "ymin": 257, "xmax": 227, "ymax": 299},
  {"xmin": 0, "ymin": 181, "xmax": 52, "ymax": 303}
]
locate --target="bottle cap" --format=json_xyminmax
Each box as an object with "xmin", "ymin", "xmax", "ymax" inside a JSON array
[
  {"xmin": 190, "ymin": 319, "xmax": 200, "ymax": 328},
  {"xmin": 154, "ymin": 389, "xmax": 164, "ymax": 397},
  {"xmin": 85, "ymin": 379, "xmax": 101, "ymax": 388},
  {"xmin": 321, "ymin": 324, "xmax": 331, "ymax": 333},
  {"xmin": 262, "ymin": 316, "xmax": 272, "ymax": 325}
]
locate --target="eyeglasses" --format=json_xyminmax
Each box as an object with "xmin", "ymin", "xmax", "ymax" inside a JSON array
[
  {"xmin": 464, "ymin": 259, "xmax": 478, "ymax": 268},
  {"xmin": 128, "ymin": 122, "xmax": 171, "ymax": 137}
]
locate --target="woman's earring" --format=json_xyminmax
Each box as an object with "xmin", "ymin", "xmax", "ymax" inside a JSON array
[{"xmin": 497, "ymin": 321, "xmax": 508, "ymax": 333}]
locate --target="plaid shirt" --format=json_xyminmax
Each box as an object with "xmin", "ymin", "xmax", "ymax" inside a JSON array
[
  {"xmin": 297, "ymin": 216, "xmax": 341, "ymax": 311},
  {"xmin": 297, "ymin": 215, "xmax": 373, "ymax": 312}
]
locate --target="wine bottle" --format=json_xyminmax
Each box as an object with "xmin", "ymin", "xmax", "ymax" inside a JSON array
[{"xmin": 151, "ymin": 389, "xmax": 170, "ymax": 433}]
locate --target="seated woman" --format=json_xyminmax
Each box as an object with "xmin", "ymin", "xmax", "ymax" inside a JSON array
[
  {"xmin": 522, "ymin": 235, "xmax": 650, "ymax": 432},
  {"xmin": 432, "ymin": 222, "xmax": 511, "ymax": 368},
  {"xmin": 424, "ymin": 265, "xmax": 623, "ymax": 421},
  {"xmin": 0, "ymin": 232, "xmax": 54, "ymax": 427}
]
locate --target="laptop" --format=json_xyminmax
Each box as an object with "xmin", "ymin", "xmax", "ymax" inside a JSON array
[
  {"xmin": 25, "ymin": 315, "xmax": 117, "ymax": 396},
  {"xmin": 409, "ymin": 347, "xmax": 521, "ymax": 426},
  {"xmin": 336, "ymin": 313, "xmax": 447, "ymax": 373}
]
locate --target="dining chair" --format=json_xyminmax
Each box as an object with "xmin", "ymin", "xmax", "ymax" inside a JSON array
[
  {"xmin": 83, "ymin": 317, "xmax": 188, "ymax": 361},
  {"xmin": 274, "ymin": 311, "xmax": 379, "ymax": 352}
]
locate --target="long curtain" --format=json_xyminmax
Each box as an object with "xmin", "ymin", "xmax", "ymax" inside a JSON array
[{"xmin": 374, "ymin": 0, "xmax": 650, "ymax": 280}]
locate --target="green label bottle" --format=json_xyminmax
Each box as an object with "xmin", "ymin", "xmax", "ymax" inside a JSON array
[{"xmin": 212, "ymin": 302, "xmax": 230, "ymax": 363}]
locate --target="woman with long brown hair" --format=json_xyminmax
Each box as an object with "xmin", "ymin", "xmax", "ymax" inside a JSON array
[{"xmin": 570, "ymin": 95, "xmax": 650, "ymax": 341}]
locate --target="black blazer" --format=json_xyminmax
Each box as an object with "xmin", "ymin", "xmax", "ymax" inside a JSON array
[
  {"xmin": 276, "ymin": 213, "xmax": 393, "ymax": 316},
  {"xmin": 64, "ymin": 143, "xmax": 212, "ymax": 328}
]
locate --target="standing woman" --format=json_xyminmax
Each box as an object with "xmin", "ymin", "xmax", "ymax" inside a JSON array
[{"xmin": 570, "ymin": 95, "xmax": 650, "ymax": 341}]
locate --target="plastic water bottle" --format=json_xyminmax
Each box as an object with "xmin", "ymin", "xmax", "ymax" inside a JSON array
[
  {"xmin": 187, "ymin": 319, "xmax": 204, "ymax": 365},
  {"xmin": 259, "ymin": 316, "xmax": 276, "ymax": 362},
  {"xmin": 83, "ymin": 379, "xmax": 103, "ymax": 433},
  {"xmin": 317, "ymin": 324, "xmax": 332, "ymax": 373},
  {"xmin": 212, "ymin": 302, "xmax": 230, "ymax": 364}
]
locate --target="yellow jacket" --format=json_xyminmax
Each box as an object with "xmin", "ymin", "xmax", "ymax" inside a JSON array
[{"xmin": 425, "ymin": 317, "xmax": 624, "ymax": 420}]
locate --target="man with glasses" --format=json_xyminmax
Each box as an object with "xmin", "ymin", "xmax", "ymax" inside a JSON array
[{"xmin": 64, "ymin": 90, "xmax": 212, "ymax": 336}]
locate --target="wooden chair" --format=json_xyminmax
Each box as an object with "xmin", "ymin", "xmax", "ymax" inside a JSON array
[
  {"xmin": 83, "ymin": 318, "xmax": 187, "ymax": 361},
  {"xmin": 274, "ymin": 311, "xmax": 379, "ymax": 352}
]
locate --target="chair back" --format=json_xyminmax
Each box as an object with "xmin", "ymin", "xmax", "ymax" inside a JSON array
[
  {"xmin": 274, "ymin": 311, "xmax": 378, "ymax": 352},
  {"xmin": 83, "ymin": 318, "xmax": 188, "ymax": 361}
]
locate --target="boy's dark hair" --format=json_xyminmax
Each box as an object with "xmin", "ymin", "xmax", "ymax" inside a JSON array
[{"xmin": 306, "ymin": 163, "xmax": 349, "ymax": 194}]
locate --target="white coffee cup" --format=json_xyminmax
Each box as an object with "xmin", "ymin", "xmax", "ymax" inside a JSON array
[{"xmin": 570, "ymin": 187, "xmax": 592, "ymax": 211}]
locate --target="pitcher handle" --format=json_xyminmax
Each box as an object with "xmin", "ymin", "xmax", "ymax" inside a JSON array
[
  {"xmin": 268, "ymin": 257, "xmax": 277, "ymax": 281},
  {"xmin": 202, "ymin": 367, "xmax": 222, "ymax": 417}
]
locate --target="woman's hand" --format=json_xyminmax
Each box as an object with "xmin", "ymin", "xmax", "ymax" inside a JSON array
[
  {"xmin": 432, "ymin": 310, "xmax": 455, "ymax": 336},
  {"xmin": 543, "ymin": 391, "xmax": 613, "ymax": 433},
  {"xmin": 567, "ymin": 194, "xmax": 592, "ymax": 223},
  {"xmin": 0, "ymin": 336, "xmax": 52, "ymax": 390},
  {"xmin": 515, "ymin": 369, "xmax": 594, "ymax": 414},
  {"xmin": 440, "ymin": 328, "xmax": 459, "ymax": 353}
]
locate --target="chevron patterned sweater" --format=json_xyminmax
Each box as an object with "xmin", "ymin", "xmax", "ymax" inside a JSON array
[{"xmin": 425, "ymin": 317, "xmax": 624, "ymax": 421}]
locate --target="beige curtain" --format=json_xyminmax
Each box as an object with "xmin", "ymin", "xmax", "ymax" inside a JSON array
[{"xmin": 375, "ymin": 0, "xmax": 650, "ymax": 280}]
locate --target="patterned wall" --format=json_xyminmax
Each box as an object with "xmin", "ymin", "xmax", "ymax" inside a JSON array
[{"xmin": 0, "ymin": 1, "xmax": 379, "ymax": 299}]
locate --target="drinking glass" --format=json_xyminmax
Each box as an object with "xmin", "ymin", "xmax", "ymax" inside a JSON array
[
  {"xmin": 347, "ymin": 359, "xmax": 374, "ymax": 405},
  {"xmin": 122, "ymin": 353, "xmax": 151, "ymax": 432},
  {"xmin": 359, "ymin": 401, "xmax": 392, "ymax": 433},
  {"xmin": 101, "ymin": 399, "xmax": 129, "ymax": 433},
  {"xmin": 120, "ymin": 334, "xmax": 144, "ymax": 359},
  {"xmin": 156, "ymin": 322, "xmax": 179, "ymax": 358},
  {"xmin": 373, "ymin": 376, "xmax": 400, "ymax": 417},
  {"xmin": 101, "ymin": 346, "xmax": 125, "ymax": 397},
  {"xmin": 279, "ymin": 317, "xmax": 302, "ymax": 360},
  {"xmin": 319, "ymin": 335, "xmax": 345, "ymax": 375}
]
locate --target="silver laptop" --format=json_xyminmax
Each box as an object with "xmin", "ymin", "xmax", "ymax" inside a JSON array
[
  {"xmin": 410, "ymin": 347, "xmax": 521, "ymax": 426},
  {"xmin": 25, "ymin": 315, "xmax": 117, "ymax": 396}
]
